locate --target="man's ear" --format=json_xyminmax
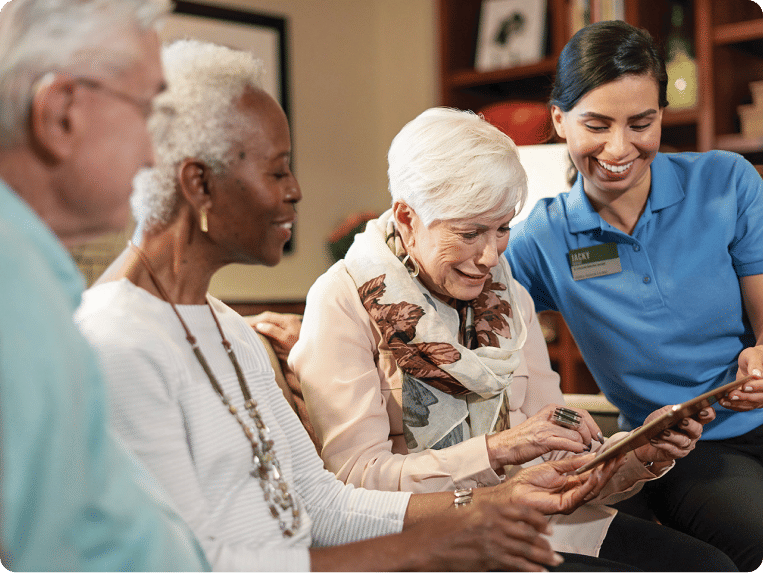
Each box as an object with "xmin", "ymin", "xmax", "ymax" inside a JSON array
[
  {"xmin": 29, "ymin": 75, "xmax": 77, "ymax": 161},
  {"xmin": 550, "ymin": 105, "xmax": 566, "ymax": 140},
  {"xmin": 177, "ymin": 158, "xmax": 212, "ymax": 214}
]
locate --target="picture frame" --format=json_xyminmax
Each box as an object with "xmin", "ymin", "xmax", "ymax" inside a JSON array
[
  {"xmin": 474, "ymin": 0, "xmax": 547, "ymax": 72},
  {"xmin": 163, "ymin": 1, "xmax": 291, "ymax": 122},
  {"xmin": 71, "ymin": 2, "xmax": 293, "ymax": 285}
]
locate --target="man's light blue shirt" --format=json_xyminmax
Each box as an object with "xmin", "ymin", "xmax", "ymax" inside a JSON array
[
  {"xmin": 0, "ymin": 179, "xmax": 209, "ymax": 571},
  {"xmin": 507, "ymin": 151, "xmax": 763, "ymax": 439}
]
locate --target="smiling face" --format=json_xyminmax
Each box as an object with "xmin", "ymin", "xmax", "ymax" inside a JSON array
[
  {"xmin": 551, "ymin": 73, "xmax": 663, "ymax": 203},
  {"xmin": 207, "ymin": 89, "xmax": 300, "ymax": 267},
  {"xmin": 401, "ymin": 204, "xmax": 515, "ymax": 303}
]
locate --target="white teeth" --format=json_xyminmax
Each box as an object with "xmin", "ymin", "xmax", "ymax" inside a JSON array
[
  {"xmin": 598, "ymin": 159, "xmax": 633, "ymax": 173},
  {"xmin": 460, "ymin": 271, "xmax": 484, "ymax": 279},
  {"xmin": 279, "ymin": 222, "xmax": 293, "ymax": 229}
]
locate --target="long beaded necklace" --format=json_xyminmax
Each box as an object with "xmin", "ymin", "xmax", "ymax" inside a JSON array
[{"xmin": 130, "ymin": 242, "xmax": 301, "ymax": 537}]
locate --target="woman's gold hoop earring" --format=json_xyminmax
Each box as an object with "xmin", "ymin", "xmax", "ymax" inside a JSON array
[
  {"xmin": 199, "ymin": 207, "xmax": 209, "ymax": 233},
  {"xmin": 402, "ymin": 254, "xmax": 420, "ymax": 278}
]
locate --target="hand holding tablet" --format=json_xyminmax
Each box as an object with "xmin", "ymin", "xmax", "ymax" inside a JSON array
[{"xmin": 575, "ymin": 374, "xmax": 758, "ymax": 475}]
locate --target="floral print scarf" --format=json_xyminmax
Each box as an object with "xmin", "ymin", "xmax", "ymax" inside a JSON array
[{"xmin": 343, "ymin": 209, "xmax": 527, "ymax": 452}]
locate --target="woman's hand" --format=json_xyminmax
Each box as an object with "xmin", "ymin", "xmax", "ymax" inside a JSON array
[
  {"xmin": 408, "ymin": 502, "xmax": 563, "ymax": 572},
  {"xmin": 245, "ymin": 311, "xmax": 302, "ymax": 361},
  {"xmin": 633, "ymin": 405, "xmax": 715, "ymax": 467},
  {"xmin": 486, "ymin": 403, "xmax": 604, "ymax": 469},
  {"xmin": 724, "ymin": 347, "xmax": 763, "ymax": 411},
  {"xmin": 489, "ymin": 455, "xmax": 625, "ymax": 515},
  {"xmin": 310, "ymin": 501, "xmax": 563, "ymax": 572}
]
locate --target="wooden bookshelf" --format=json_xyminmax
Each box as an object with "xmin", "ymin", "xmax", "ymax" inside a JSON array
[{"xmin": 439, "ymin": 0, "xmax": 763, "ymax": 392}]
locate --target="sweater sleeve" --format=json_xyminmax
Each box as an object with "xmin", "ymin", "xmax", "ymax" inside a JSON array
[
  {"xmin": 247, "ymin": 329, "xmax": 410, "ymax": 550},
  {"xmin": 290, "ymin": 263, "xmax": 500, "ymax": 493}
]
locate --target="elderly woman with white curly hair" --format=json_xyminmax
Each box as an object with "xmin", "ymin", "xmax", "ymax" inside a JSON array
[
  {"xmin": 288, "ymin": 107, "xmax": 737, "ymax": 571},
  {"xmin": 73, "ymin": 38, "xmax": 657, "ymax": 572}
]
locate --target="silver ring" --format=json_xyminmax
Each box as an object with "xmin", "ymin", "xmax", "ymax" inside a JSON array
[{"xmin": 552, "ymin": 406, "xmax": 581, "ymax": 430}]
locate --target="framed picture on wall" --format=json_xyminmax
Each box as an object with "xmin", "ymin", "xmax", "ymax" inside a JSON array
[
  {"xmin": 163, "ymin": 1, "xmax": 291, "ymax": 121},
  {"xmin": 474, "ymin": 0, "xmax": 547, "ymax": 71},
  {"xmin": 71, "ymin": 2, "xmax": 294, "ymax": 285}
]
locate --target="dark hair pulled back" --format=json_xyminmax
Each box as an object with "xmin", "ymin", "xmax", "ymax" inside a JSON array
[{"xmin": 550, "ymin": 20, "xmax": 668, "ymax": 112}]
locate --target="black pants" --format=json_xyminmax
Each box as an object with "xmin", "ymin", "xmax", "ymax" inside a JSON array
[
  {"xmin": 599, "ymin": 511, "xmax": 737, "ymax": 571},
  {"xmin": 636, "ymin": 424, "xmax": 763, "ymax": 572},
  {"xmin": 552, "ymin": 551, "xmax": 642, "ymax": 571},
  {"xmin": 548, "ymin": 511, "xmax": 736, "ymax": 572}
]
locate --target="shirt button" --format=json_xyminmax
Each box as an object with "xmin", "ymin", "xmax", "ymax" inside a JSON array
[
  {"xmin": 633, "ymin": 245, "xmax": 641, "ymax": 252},
  {"xmin": 643, "ymin": 276, "xmax": 651, "ymax": 284}
]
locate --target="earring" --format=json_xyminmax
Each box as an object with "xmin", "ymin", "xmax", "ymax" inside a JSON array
[
  {"xmin": 199, "ymin": 207, "xmax": 208, "ymax": 233},
  {"xmin": 401, "ymin": 254, "xmax": 420, "ymax": 278}
]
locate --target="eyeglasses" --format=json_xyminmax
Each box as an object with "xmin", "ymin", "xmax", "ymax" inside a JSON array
[{"xmin": 74, "ymin": 77, "xmax": 154, "ymax": 119}]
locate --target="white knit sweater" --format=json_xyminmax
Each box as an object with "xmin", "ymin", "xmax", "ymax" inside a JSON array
[{"xmin": 76, "ymin": 279, "xmax": 410, "ymax": 571}]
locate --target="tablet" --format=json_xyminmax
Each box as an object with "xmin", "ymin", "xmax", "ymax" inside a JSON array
[{"xmin": 574, "ymin": 374, "xmax": 757, "ymax": 475}]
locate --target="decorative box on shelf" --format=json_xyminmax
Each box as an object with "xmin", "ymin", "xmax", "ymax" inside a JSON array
[{"xmin": 738, "ymin": 80, "xmax": 763, "ymax": 139}]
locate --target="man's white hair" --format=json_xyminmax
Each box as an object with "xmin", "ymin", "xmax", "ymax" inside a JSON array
[
  {"xmin": 0, "ymin": 0, "xmax": 170, "ymax": 148},
  {"xmin": 388, "ymin": 107, "xmax": 528, "ymax": 227},
  {"xmin": 130, "ymin": 39, "xmax": 265, "ymax": 232}
]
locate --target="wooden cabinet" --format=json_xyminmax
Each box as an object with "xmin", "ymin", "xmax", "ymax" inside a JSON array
[
  {"xmin": 438, "ymin": 0, "xmax": 763, "ymax": 392},
  {"xmin": 707, "ymin": 0, "xmax": 763, "ymax": 162},
  {"xmin": 439, "ymin": 0, "xmax": 763, "ymax": 156}
]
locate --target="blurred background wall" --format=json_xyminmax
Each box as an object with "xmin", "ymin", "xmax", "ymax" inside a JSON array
[{"xmin": 201, "ymin": 0, "xmax": 438, "ymax": 302}]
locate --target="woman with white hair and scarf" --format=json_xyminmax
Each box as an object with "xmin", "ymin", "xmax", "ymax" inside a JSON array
[{"xmin": 289, "ymin": 107, "xmax": 736, "ymax": 571}]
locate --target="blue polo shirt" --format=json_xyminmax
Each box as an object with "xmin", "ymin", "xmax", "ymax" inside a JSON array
[{"xmin": 506, "ymin": 151, "xmax": 763, "ymax": 439}]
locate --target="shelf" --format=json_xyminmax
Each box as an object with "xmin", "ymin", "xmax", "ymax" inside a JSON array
[
  {"xmin": 447, "ymin": 58, "xmax": 558, "ymax": 89},
  {"xmin": 662, "ymin": 107, "xmax": 700, "ymax": 126},
  {"xmin": 715, "ymin": 133, "xmax": 763, "ymax": 153},
  {"xmin": 714, "ymin": 19, "xmax": 763, "ymax": 45}
]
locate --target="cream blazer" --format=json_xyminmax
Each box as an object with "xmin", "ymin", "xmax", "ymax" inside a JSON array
[{"xmin": 290, "ymin": 261, "xmax": 667, "ymax": 556}]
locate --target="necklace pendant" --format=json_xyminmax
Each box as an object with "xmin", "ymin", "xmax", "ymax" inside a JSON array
[{"xmin": 279, "ymin": 492, "xmax": 292, "ymax": 510}]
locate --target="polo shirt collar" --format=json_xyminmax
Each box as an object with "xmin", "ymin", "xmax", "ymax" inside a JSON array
[
  {"xmin": 0, "ymin": 178, "xmax": 85, "ymax": 310},
  {"xmin": 649, "ymin": 152, "xmax": 685, "ymax": 211},
  {"xmin": 565, "ymin": 153, "xmax": 685, "ymax": 234}
]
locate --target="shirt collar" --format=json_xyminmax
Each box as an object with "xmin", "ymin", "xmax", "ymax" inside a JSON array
[
  {"xmin": 0, "ymin": 178, "xmax": 85, "ymax": 310},
  {"xmin": 566, "ymin": 153, "xmax": 685, "ymax": 234}
]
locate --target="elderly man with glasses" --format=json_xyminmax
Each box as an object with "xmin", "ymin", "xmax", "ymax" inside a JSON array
[{"xmin": 0, "ymin": 1, "xmax": 208, "ymax": 570}]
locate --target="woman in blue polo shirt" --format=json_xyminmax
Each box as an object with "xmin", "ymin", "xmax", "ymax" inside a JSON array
[{"xmin": 506, "ymin": 20, "xmax": 763, "ymax": 571}]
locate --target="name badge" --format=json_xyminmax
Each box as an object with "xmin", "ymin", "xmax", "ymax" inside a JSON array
[{"xmin": 568, "ymin": 243, "xmax": 621, "ymax": 281}]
